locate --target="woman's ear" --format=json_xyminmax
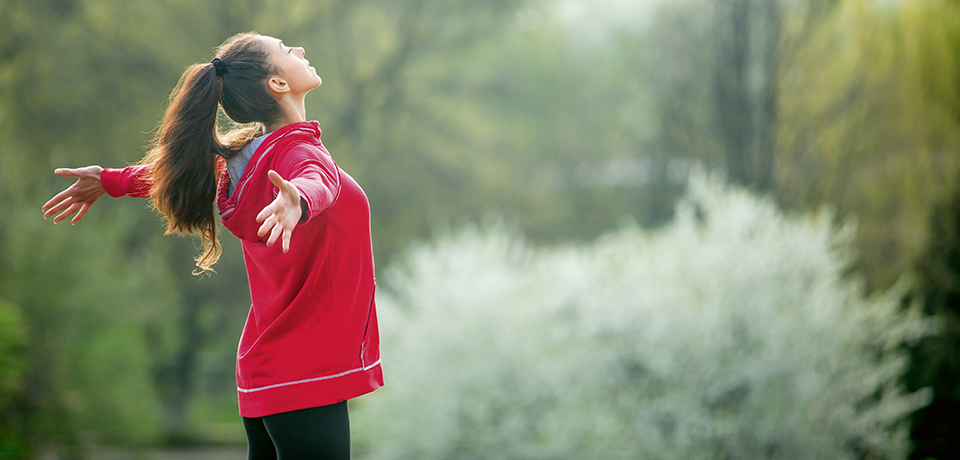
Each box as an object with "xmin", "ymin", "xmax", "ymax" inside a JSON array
[{"xmin": 268, "ymin": 76, "xmax": 290, "ymax": 94}]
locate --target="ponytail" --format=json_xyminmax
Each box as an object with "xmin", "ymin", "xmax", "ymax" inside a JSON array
[
  {"xmin": 141, "ymin": 32, "xmax": 279, "ymax": 275},
  {"xmin": 142, "ymin": 62, "xmax": 223, "ymax": 274}
]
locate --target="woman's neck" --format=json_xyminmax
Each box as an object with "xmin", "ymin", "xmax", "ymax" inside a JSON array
[{"xmin": 266, "ymin": 96, "xmax": 307, "ymax": 132}]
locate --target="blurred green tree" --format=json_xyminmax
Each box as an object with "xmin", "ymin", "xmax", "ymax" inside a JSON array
[
  {"xmin": 0, "ymin": 0, "xmax": 261, "ymax": 449},
  {"xmin": 0, "ymin": 299, "xmax": 28, "ymax": 460},
  {"xmin": 777, "ymin": 0, "xmax": 960, "ymax": 290},
  {"xmin": 908, "ymin": 174, "xmax": 960, "ymax": 459}
]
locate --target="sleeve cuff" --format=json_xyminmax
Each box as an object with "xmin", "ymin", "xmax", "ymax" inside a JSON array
[
  {"xmin": 293, "ymin": 184, "xmax": 316, "ymax": 223},
  {"xmin": 100, "ymin": 168, "xmax": 126, "ymax": 198}
]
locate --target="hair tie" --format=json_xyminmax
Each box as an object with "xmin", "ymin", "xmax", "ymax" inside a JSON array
[{"xmin": 211, "ymin": 58, "xmax": 227, "ymax": 77}]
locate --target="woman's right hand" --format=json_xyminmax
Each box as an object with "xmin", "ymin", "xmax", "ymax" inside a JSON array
[{"xmin": 42, "ymin": 166, "xmax": 106, "ymax": 224}]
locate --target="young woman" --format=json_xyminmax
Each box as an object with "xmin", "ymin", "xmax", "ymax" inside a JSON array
[{"xmin": 41, "ymin": 32, "xmax": 382, "ymax": 460}]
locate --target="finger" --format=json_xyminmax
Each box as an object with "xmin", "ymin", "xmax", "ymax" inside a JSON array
[
  {"xmin": 54, "ymin": 202, "xmax": 82, "ymax": 224},
  {"xmin": 45, "ymin": 193, "xmax": 81, "ymax": 216},
  {"xmin": 268, "ymin": 171, "xmax": 299, "ymax": 201},
  {"xmin": 266, "ymin": 222, "xmax": 283, "ymax": 247},
  {"xmin": 279, "ymin": 177, "xmax": 299, "ymax": 196},
  {"xmin": 43, "ymin": 200, "xmax": 64, "ymax": 218},
  {"xmin": 44, "ymin": 196, "xmax": 77, "ymax": 219},
  {"xmin": 258, "ymin": 214, "xmax": 277, "ymax": 237},
  {"xmin": 42, "ymin": 188, "xmax": 78, "ymax": 213},
  {"xmin": 282, "ymin": 227, "xmax": 292, "ymax": 253},
  {"xmin": 72, "ymin": 202, "xmax": 92, "ymax": 225},
  {"xmin": 55, "ymin": 202, "xmax": 82, "ymax": 223},
  {"xmin": 267, "ymin": 170, "xmax": 285, "ymax": 189},
  {"xmin": 54, "ymin": 168, "xmax": 84, "ymax": 178},
  {"xmin": 256, "ymin": 200, "xmax": 278, "ymax": 223}
]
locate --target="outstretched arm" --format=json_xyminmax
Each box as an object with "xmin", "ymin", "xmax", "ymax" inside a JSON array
[
  {"xmin": 256, "ymin": 170, "xmax": 308, "ymax": 254},
  {"xmin": 42, "ymin": 166, "xmax": 106, "ymax": 224}
]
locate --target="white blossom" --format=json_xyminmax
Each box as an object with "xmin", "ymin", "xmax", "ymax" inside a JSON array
[{"xmin": 355, "ymin": 172, "xmax": 932, "ymax": 460}]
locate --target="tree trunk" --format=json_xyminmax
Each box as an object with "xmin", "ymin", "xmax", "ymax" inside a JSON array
[{"xmin": 713, "ymin": 0, "xmax": 780, "ymax": 192}]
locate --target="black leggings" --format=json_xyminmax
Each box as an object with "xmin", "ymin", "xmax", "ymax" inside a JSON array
[{"xmin": 242, "ymin": 401, "xmax": 350, "ymax": 460}]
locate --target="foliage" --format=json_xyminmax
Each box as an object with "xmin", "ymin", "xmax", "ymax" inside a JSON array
[
  {"xmin": 355, "ymin": 173, "xmax": 932, "ymax": 460},
  {"xmin": 906, "ymin": 175, "xmax": 960, "ymax": 459},
  {"xmin": 0, "ymin": 0, "xmax": 958, "ymax": 455},
  {"xmin": 776, "ymin": 0, "xmax": 960, "ymax": 290},
  {"xmin": 0, "ymin": 0, "xmax": 253, "ymax": 450},
  {"xmin": 0, "ymin": 300, "xmax": 28, "ymax": 459},
  {"xmin": 773, "ymin": 5, "xmax": 960, "ymax": 455}
]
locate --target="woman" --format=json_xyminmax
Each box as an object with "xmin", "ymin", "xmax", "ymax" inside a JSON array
[{"xmin": 41, "ymin": 32, "xmax": 382, "ymax": 460}]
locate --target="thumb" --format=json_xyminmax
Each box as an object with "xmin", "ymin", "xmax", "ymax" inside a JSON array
[
  {"xmin": 267, "ymin": 170, "xmax": 285, "ymax": 188},
  {"xmin": 55, "ymin": 168, "xmax": 82, "ymax": 178}
]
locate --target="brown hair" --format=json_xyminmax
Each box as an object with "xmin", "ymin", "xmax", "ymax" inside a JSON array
[{"xmin": 140, "ymin": 32, "xmax": 280, "ymax": 274}]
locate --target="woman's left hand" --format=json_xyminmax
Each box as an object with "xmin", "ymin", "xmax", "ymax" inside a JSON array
[
  {"xmin": 256, "ymin": 170, "xmax": 303, "ymax": 253},
  {"xmin": 42, "ymin": 165, "xmax": 106, "ymax": 224}
]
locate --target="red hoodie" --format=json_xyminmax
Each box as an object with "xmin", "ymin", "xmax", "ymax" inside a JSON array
[{"xmin": 101, "ymin": 121, "xmax": 383, "ymax": 417}]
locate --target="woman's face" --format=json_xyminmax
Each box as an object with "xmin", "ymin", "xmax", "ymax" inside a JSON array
[{"xmin": 262, "ymin": 36, "xmax": 322, "ymax": 95}]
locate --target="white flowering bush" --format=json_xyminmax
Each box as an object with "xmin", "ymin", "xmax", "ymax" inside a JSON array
[{"xmin": 354, "ymin": 173, "xmax": 932, "ymax": 460}]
